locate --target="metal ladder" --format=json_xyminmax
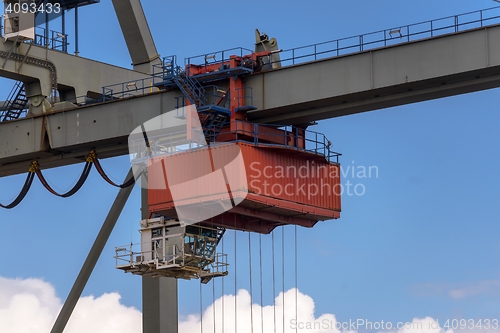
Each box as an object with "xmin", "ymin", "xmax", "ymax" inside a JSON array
[{"xmin": 0, "ymin": 82, "xmax": 29, "ymax": 122}]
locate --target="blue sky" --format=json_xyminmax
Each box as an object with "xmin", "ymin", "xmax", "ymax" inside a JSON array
[{"xmin": 1, "ymin": 0, "xmax": 500, "ymax": 332}]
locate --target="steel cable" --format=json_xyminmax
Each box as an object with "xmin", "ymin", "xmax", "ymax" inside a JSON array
[
  {"xmin": 282, "ymin": 226, "xmax": 285, "ymax": 333},
  {"xmin": 249, "ymin": 232, "xmax": 254, "ymax": 333}
]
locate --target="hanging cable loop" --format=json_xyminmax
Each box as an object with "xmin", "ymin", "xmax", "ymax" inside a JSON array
[
  {"xmin": 34, "ymin": 159, "xmax": 93, "ymax": 198},
  {"xmin": 90, "ymin": 151, "xmax": 136, "ymax": 188},
  {"xmin": 1, "ymin": 150, "xmax": 138, "ymax": 208},
  {"xmin": 0, "ymin": 162, "xmax": 36, "ymax": 209}
]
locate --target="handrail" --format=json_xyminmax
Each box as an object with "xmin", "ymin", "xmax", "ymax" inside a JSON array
[
  {"xmin": 270, "ymin": 6, "xmax": 500, "ymax": 67},
  {"xmin": 128, "ymin": 120, "xmax": 341, "ymax": 163},
  {"xmin": 102, "ymin": 77, "xmax": 159, "ymax": 101},
  {"xmin": 185, "ymin": 47, "xmax": 254, "ymax": 68},
  {"xmin": 33, "ymin": 27, "xmax": 69, "ymax": 52}
]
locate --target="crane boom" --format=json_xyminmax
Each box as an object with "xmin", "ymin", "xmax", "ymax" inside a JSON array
[{"xmin": 111, "ymin": 0, "xmax": 161, "ymax": 74}]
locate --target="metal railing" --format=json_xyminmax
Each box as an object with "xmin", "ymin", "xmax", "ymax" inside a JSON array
[
  {"xmin": 129, "ymin": 119, "xmax": 341, "ymax": 163},
  {"xmin": 0, "ymin": 22, "xmax": 69, "ymax": 52},
  {"xmin": 206, "ymin": 253, "xmax": 229, "ymax": 275},
  {"xmin": 224, "ymin": 121, "xmax": 342, "ymax": 163},
  {"xmin": 235, "ymin": 87, "xmax": 255, "ymax": 111},
  {"xmin": 129, "ymin": 127, "xmax": 207, "ymax": 164},
  {"xmin": 185, "ymin": 47, "xmax": 254, "ymax": 74},
  {"xmin": 270, "ymin": 6, "xmax": 500, "ymax": 67},
  {"xmin": 102, "ymin": 77, "xmax": 160, "ymax": 101},
  {"xmin": 34, "ymin": 27, "xmax": 69, "ymax": 52},
  {"xmin": 115, "ymin": 243, "xmax": 228, "ymax": 275},
  {"xmin": 115, "ymin": 243, "xmax": 185, "ymax": 267}
]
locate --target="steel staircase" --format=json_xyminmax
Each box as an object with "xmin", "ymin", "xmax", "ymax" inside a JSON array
[
  {"xmin": 156, "ymin": 58, "xmax": 231, "ymax": 142},
  {"xmin": 202, "ymin": 113, "xmax": 229, "ymax": 142},
  {"xmin": 173, "ymin": 66, "xmax": 207, "ymax": 107},
  {"xmin": 196, "ymin": 228, "xmax": 225, "ymax": 269},
  {"xmin": 0, "ymin": 82, "xmax": 29, "ymax": 122},
  {"xmin": 0, "ymin": 1, "xmax": 46, "ymax": 122}
]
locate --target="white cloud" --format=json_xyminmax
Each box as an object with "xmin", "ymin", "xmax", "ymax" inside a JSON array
[
  {"xmin": 1, "ymin": 276, "xmax": 499, "ymax": 333},
  {"xmin": 180, "ymin": 288, "xmax": 352, "ymax": 333},
  {"xmin": 379, "ymin": 317, "xmax": 453, "ymax": 333},
  {"xmin": 448, "ymin": 280, "xmax": 500, "ymax": 299},
  {"xmin": 413, "ymin": 279, "xmax": 500, "ymax": 300},
  {"xmin": 0, "ymin": 276, "xmax": 141, "ymax": 333}
]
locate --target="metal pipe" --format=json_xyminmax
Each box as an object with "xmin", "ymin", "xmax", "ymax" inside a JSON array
[
  {"xmin": 50, "ymin": 168, "xmax": 135, "ymax": 333},
  {"xmin": 44, "ymin": 0, "xmax": 49, "ymax": 47},
  {"xmin": 62, "ymin": 9, "xmax": 66, "ymax": 52},
  {"xmin": 74, "ymin": 6, "xmax": 79, "ymax": 56}
]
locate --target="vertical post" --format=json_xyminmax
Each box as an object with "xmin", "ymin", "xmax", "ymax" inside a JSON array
[
  {"xmin": 61, "ymin": 9, "xmax": 66, "ymax": 52},
  {"xmin": 141, "ymin": 179, "xmax": 178, "ymax": 333},
  {"xmin": 74, "ymin": 6, "xmax": 79, "ymax": 56},
  {"xmin": 44, "ymin": 0, "xmax": 49, "ymax": 47}
]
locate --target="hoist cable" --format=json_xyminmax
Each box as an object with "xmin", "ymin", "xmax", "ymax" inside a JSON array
[
  {"xmin": 249, "ymin": 232, "xmax": 254, "ymax": 333},
  {"xmin": 259, "ymin": 233, "xmax": 264, "ymax": 333},
  {"xmin": 0, "ymin": 166, "xmax": 35, "ymax": 209},
  {"xmin": 200, "ymin": 281, "xmax": 204, "ymax": 333},
  {"xmin": 221, "ymin": 216, "xmax": 225, "ymax": 333},
  {"xmin": 272, "ymin": 230, "xmax": 276, "ymax": 333},
  {"xmin": 295, "ymin": 225, "xmax": 298, "ymax": 333},
  {"xmin": 282, "ymin": 226, "xmax": 285, "ymax": 333},
  {"xmin": 212, "ymin": 275, "xmax": 216, "ymax": 333},
  {"xmin": 234, "ymin": 217, "xmax": 238, "ymax": 333},
  {"xmin": 212, "ymin": 217, "xmax": 216, "ymax": 333}
]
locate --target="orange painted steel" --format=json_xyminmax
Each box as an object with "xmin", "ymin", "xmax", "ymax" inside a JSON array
[{"xmin": 148, "ymin": 142, "xmax": 341, "ymax": 233}]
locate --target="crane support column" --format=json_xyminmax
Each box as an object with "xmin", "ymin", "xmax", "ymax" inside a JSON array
[
  {"xmin": 111, "ymin": 0, "xmax": 161, "ymax": 74},
  {"xmin": 141, "ymin": 182, "xmax": 179, "ymax": 333}
]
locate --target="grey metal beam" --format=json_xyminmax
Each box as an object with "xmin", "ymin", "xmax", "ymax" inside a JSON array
[
  {"xmin": 111, "ymin": 0, "xmax": 161, "ymax": 74},
  {"xmin": 0, "ymin": 91, "xmax": 176, "ymax": 177},
  {"xmin": 50, "ymin": 168, "xmax": 135, "ymax": 333},
  {"xmin": 246, "ymin": 25, "xmax": 500, "ymax": 124},
  {"xmin": 0, "ymin": 41, "xmax": 149, "ymax": 98},
  {"xmin": 2, "ymin": 25, "xmax": 500, "ymax": 175}
]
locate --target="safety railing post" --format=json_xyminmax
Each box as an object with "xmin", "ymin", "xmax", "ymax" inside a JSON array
[
  {"xmin": 129, "ymin": 244, "xmax": 133, "ymax": 265},
  {"xmin": 254, "ymin": 124, "xmax": 258, "ymax": 146},
  {"xmin": 315, "ymin": 132, "xmax": 318, "ymax": 154}
]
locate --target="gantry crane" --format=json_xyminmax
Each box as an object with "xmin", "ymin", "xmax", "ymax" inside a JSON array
[{"xmin": 1, "ymin": 1, "xmax": 500, "ymax": 333}]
